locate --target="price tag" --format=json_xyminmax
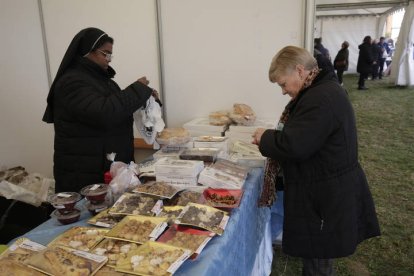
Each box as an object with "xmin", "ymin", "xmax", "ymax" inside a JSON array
[
  {"xmin": 57, "ymin": 193, "xmax": 72, "ymax": 198},
  {"xmin": 95, "ymin": 222, "xmax": 111, "ymax": 228},
  {"xmin": 167, "ymin": 249, "xmax": 192, "ymax": 273},
  {"xmin": 72, "ymin": 249, "xmax": 108, "ymax": 263},
  {"xmin": 149, "ymin": 222, "xmax": 168, "ymax": 239},
  {"xmin": 20, "ymin": 240, "xmax": 46, "ymax": 252},
  {"xmin": 151, "ymin": 200, "xmax": 163, "ymax": 216}
]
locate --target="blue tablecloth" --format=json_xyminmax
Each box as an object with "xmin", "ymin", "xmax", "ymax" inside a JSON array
[{"xmin": 11, "ymin": 168, "xmax": 275, "ymax": 276}]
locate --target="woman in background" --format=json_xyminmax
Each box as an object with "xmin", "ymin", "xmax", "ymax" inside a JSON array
[
  {"xmin": 252, "ymin": 46, "xmax": 380, "ymax": 275},
  {"xmin": 357, "ymin": 35, "xmax": 373, "ymax": 90},
  {"xmin": 333, "ymin": 41, "xmax": 349, "ymax": 85}
]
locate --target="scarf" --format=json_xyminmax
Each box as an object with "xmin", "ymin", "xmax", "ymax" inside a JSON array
[{"xmin": 258, "ymin": 67, "xmax": 320, "ymax": 207}]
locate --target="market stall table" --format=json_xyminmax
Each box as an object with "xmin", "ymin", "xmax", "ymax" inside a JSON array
[{"xmin": 9, "ymin": 168, "xmax": 273, "ymax": 276}]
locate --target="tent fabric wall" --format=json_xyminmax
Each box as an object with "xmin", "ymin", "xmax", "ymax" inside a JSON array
[
  {"xmin": 391, "ymin": 1, "xmax": 414, "ymax": 86},
  {"xmin": 315, "ymin": 16, "xmax": 377, "ymax": 73}
]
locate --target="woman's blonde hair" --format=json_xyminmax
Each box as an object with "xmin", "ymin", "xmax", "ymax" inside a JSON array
[{"xmin": 269, "ymin": 46, "xmax": 317, "ymax": 83}]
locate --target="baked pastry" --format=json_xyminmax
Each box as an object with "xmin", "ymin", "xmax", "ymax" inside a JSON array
[
  {"xmin": 209, "ymin": 110, "xmax": 232, "ymax": 126},
  {"xmin": 229, "ymin": 103, "xmax": 256, "ymax": 126},
  {"xmin": 156, "ymin": 128, "xmax": 191, "ymax": 145},
  {"xmin": 0, "ymin": 259, "xmax": 44, "ymax": 276},
  {"xmin": 27, "ymin": 246, "xmax": 105, "ymax": 276}
]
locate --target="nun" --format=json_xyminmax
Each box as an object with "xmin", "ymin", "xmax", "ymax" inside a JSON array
[{"xmin": 43, "ymin": 27, "xmax": 156, "ymax": 192}]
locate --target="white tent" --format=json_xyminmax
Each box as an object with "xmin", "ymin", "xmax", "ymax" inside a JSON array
[
  {"xmin": 390, "ymin": 0, "xmax": 414, "ymax": 85},
  {"xmin": 315, "ymin": 0, "xmax": 413, "ymax": 84}
]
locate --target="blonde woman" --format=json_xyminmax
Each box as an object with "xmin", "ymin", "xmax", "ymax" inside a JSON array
[{"xmin": 252, "ymin": 46, "xmax": 380, "ymax": 275}]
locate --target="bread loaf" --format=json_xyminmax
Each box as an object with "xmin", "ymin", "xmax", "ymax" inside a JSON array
[
  {"xmin": 209, "ymin": 110, "xmax": 231, "ymax": 126},
  {"xmin": 229, "ymin": 103, "xmax": 256, "ymax": 126}
]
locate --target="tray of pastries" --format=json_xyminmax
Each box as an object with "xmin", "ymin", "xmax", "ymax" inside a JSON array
[
  {"xmin": 105, "ymin": 215, "xmax": 168, "ymax": 244},
  {"xmin": 88, "ymin": 209, "xmax": 125, "ymax": 228},
  {"xmin": 175, "ymin": 203, "xmax": 229, "ymax": 235},
  {"xmin": 0, "ymin": 238, "xmax": 46, "ymax": 264},
  {"xmin": 157, "ymin": 224, "xmax": 215, "ymax": 259},
  {"xmin": 132, "ymin": 181, "xmax": 181, "ymax": 199},
  {"xmin": 164, "ymin": 187, "xmax": 205, "ymax": 206},
  {"xmin": 115, "ymin": 241, "xmax": 191, "ymax": 275},
  {"xmin": 109, "ymin": 193, "xmax": 161, "ymax": 216},
  {"xmin": 48, "ymin": 226, "xmax": 109, "ymax": 252},
  {"xmin": 203, "ymin": 188, "xmax": 244, "ymax": 209},
  {"xmin": 91, "ymin": 239, "xmax": 140, "ymax": 267},
  {"xmin": 26, "ymin": 245, "xmax": 107, "ymax": 276}
]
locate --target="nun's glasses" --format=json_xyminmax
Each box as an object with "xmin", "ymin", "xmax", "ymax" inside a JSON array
[{"xmin": 97, "ymin": 49, "xmax": 113, "ymax": 61}]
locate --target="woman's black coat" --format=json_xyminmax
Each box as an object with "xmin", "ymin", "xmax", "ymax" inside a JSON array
[
  {"xmin": 52, "ymin": 58, "xmax": 152, "ymax": 192},
  {"xmin": 259, "ymin": 71, "xmax": 380, "ymax": 258},
  {"xmin": 357, "ymin": 42, "xmax": 374, "ymax": 74}
]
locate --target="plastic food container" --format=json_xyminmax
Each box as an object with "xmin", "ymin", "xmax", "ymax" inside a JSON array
[
  {"xmin": 85, "ymin": 201, "xmax": 110, "ymax": 216},
  {"xmin": 48, "ymin": 192, "xmax": 81, "ymax": 214},
  {"xmin": 52, "ymin": 208, "xmax": 81, "ymax": 225},
  {"xmin": 80, "ymin": 184, "xmax": 108, "ymax": 204}
]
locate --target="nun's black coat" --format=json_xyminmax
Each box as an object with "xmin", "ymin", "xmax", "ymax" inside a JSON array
[
  {"xmin": 259, "ymin": 71, "xmax": 380, "ymax": 258},
  {"xmin": 52, "ymin": 58, "xmax": 151, "ymax": 192}
]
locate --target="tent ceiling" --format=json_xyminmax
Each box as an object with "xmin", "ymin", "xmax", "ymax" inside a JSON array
[{"xmin": 316, "ymin": 0, "xmax": 409, "ymax": 17}]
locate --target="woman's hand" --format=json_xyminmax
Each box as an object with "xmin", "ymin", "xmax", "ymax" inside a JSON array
[
  {"xmin": 252, "ymin": 128, "xmax": 266, "ymax": 145},
  {"xmin": 151, "ymin": 89, "xmax": 160, "ymax": 101}
]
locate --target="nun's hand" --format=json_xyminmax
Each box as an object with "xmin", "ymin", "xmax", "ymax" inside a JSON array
[{"xmin": 137, "ymin": 76, "xmax": 150, "ymax": 86}]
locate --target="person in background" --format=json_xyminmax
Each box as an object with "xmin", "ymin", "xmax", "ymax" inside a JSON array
[
  {"xmin": 314, "ymin": 37, "xmax": 331, "ymax": 61},
  {"xmin": 252, "ymin": 46, "xmax": 380, "ymax": 276},
  {"xmin": 371, "ymin": 39, "xmax": 381, "ymax": 80},
  {"xmin": 42, "ymin": 27, "xmax": 159, "ymax": 193},
  {"xmin": 357, "ymin": 35, "xmax": 374, "ymax": 90},
  {"xmin": 333, "ymin": 41, "xmax": 349, "ymax": 85},
  {"xmin": 378, "ymin": 37, "xmax": 390, "ymax": 79}
]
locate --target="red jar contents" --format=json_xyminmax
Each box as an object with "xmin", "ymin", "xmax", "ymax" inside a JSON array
[
  {"xmin": 53, "ymin": 208, "xmax": 81, "ymax": 225},
  {"xmin": 48, "ymin": 192, "xmax": 81, "ymax": 214},
  {"xmin": 80, "ymin": 184, "xmax": 109, "ymax": 204},
  {"xmin": 104, "ymin": 171, "xmax": 112, "ymax": 184}
]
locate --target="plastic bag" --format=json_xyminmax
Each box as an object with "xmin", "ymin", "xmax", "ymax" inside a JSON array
[
  {"xmin": 109, "ymin": 161, "xmax": 141, "ymax": 201},
  {"xmin": 107, "ymin": 153, "xmax": 127, "ymax": 177},
  {"xmin": 134, "ymin": 96, "xmax": 165, "ymax": 145}
]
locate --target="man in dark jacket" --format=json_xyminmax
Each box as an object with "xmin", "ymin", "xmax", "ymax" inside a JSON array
[
  {"xmin": 371, "ymin": 39, "xmax": 381, "ymax": 80},
  {"xmin": 253, "ymin": 46, "xmax": 380, "ymax": 275},
  {"xmin": 42, "ymin": 28, "xmax": 156, "ymax": 192},
  {"xmin": 357, "ymin": 35, "xmax": 374, "ymax": 90}
]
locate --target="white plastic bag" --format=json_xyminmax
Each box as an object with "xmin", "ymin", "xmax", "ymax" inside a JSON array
[
  {"xmin": 107, "ymin": 152, "xmax": 127, "ymax": 177},
  {"xmin": 134, "ymin": 96, "xmax": 165, "ymax": 144},
  {"xmin": 109, "ymin": 161, "xmax": 141, "ymax": 201}
]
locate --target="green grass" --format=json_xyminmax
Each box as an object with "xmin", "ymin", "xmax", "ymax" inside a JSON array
[{"xmin": 270, "ymin": 74, "xmax": 414, "ymax": 276}]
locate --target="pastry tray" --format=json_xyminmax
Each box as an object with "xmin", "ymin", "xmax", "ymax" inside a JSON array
[
  {"xmin": 48, "ymin": 226, "xmax": 109, "ymax": 252},
  {"xmin": 115, "ymin": 241, "xmax": 191, "ymax": 275},
  {"xmin": 175, "ymin": 203, "xmax": 229, "ymax": 235},
  {"xmin": 105, "ymin": 215, "xmax": 168, "ymax": 244}
]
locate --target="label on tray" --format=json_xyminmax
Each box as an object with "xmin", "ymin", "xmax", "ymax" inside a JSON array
[
  {"xmin": 167, "ymin": 249, "xmax": 192, "ymax": 273},
  {"xmin": 219, "ymin": 215, "xmax": 229, "ymax": 230},
  {"xmin": 72, "ymin": 249, "xmax": 108, "ymax": 263},
  {"xmin": 151, "ymin": 200, "xmax": 164, "ymax": 216},
  {"xmin": 196, "ymin": 236, "xmax": 213, "ymax": 254},
  {"xmin": 95, "ymin": 221, "xmax": 111, "ymax": 228},
  {"xmin": 149, "ymin": 222, "xmax": 168, "ymax": 240},
  {"xmin": 19, "ymin": 240, "xmax": 47, "ymax": 252}
]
